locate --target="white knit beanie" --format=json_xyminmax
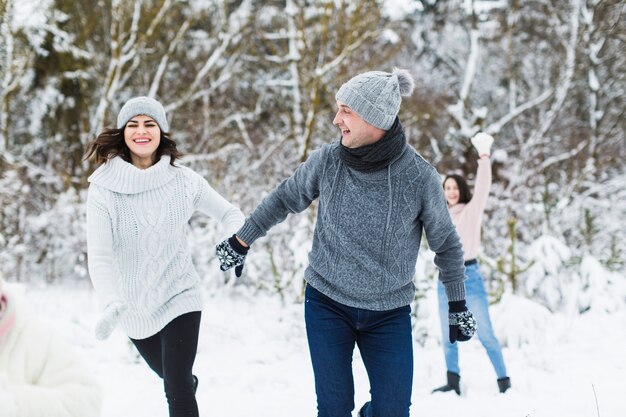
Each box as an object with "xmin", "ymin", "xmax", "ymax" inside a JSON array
[
  {"xmin": 335, "ymin": 68, "xmax": 415, "ymax": 130},
  {"xmin": 117, "ymin": 96, "xmax": 169, "ymax": 131}
]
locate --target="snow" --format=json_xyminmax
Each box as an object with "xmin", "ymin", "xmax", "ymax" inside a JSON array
[
  {"xmin": 12, "ymin": 0, "xmax": 50, "ymax": 30},
  {"xmin": 1, "ymin": 1, "xmax": 625, "ymax": 415},
  {"xmin": 382, "ymin": 0, "xmax": 423, "ymax": 21},
  {"xmin": 14, "ymin": 278, "xmax": 626, "ymax": 417},
  {"xmin": 463, "ymin": 0, "xmax": 508, "ymax": 15}
]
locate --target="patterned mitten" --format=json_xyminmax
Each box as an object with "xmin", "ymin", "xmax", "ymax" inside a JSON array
[
  {"xmin": 216, "ymin": 234, "xmax": 248, "ymax": 277},
  {"xmin": 448, "ymin": 300, "xmax": 477, "ymax": 343}
]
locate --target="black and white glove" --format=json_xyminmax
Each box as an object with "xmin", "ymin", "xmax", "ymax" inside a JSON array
[
  {"xmin": 215, "ymin": 234, "xmax": 248, "ymax": 277},
  {"xmin": 448, "ymin": 300, "xmax": 477, "ymax": 343}
]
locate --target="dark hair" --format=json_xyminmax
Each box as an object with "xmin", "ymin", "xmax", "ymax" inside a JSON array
[
  {"xmin": 443, "ymin": 174, "xmax": 472, "ymax": 204},
  {"xmin": 84, "ymin": 127, "xmax": 182, "ymax": 166}
]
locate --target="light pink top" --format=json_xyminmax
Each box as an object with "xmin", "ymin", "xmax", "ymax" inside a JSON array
[{"xmin": 447, "ymin": 158, "xmax": 492, "ymax": 260}]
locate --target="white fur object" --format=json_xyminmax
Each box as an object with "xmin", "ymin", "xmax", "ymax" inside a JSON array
[
  {"xmin": 471, "ymin": 132, "xmax": 494, "ymax": 156},
  {"xmin": 0, "ymin": 291, "xmax": 102, "ymax": 417},
  {"xmin": 0, "ymin": 375, "xmax": 18, "ymax": 417}
]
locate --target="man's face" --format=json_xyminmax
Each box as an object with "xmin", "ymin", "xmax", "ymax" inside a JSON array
[{"xmin": 333, "ymin": 100, "xmax": 385, "ymax": 148}]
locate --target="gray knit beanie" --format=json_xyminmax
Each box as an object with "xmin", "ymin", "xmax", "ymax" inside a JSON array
[
  {"xmin": 117, "ymin": 96, "xmax": 169, "ymax": 131},
  {"xmin": 335, "ymin": 68, "xmax": 415, "ymax": 130}
]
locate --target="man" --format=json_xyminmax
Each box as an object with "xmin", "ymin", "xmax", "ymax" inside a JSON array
[{"xmin": 216, "ymin": 68, "xmax": 477, "ymax": 417}]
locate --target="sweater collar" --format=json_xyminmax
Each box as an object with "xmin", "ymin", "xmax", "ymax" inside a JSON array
[{"xmin": 88, "ymin": 155, "xmax": 177, "ymax": 194}]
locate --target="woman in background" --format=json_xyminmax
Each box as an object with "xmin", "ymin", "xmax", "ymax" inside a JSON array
[
  {"xmin": 432, "ymin": 132, "xmax": 511, "ymax": 395},
  {"xmin": 84, "ymin": 96, "xmax": 245, "ymax": 417}
]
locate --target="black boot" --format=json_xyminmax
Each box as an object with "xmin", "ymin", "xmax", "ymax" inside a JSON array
[
  {"xmin": 431, "ymin": 371, "xmax": 461, "ymax": 395},
  {"xmin": 358, "ymin": 401, "xmax": 371, "ymax": 417},
  {"xmin": 497, "ymin": 377, "xmax": 511, "ymax": 393},
  {"xmin": 192, "ymin": 375, "xmax": 199, "ymax": 394}
]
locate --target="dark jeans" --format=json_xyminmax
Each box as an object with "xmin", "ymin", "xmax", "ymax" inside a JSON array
[
  {"xmin": 131, "ymin": 311, "xmax": 201, "ymax": 417},
  {"xmin": 304, "ymin": 285, "xmax": 413, "ymax": 417}
]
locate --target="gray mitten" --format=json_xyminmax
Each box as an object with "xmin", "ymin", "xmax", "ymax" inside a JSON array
[{"xmin": 95, "ymin": 300, "xmax": 128, "ymax": 340}]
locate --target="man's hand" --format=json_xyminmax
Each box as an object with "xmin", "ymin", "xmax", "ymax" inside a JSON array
[
  {"xmin": 216, "ymin": 234, "xmax": 248, "ymax": 278},
  {"xmin": 448, "ymin": 300, "xmax": 477, "ymax": 343}
]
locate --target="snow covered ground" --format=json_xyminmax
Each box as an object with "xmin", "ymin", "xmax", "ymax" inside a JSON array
[{"xmin": 21, "ymin": 282, "xmax": 626, "ymax": 417}]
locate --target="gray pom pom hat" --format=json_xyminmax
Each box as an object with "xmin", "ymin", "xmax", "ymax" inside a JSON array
[
  {"xmin": 335, "ymin": 68, "xmax": 415, "ymax": 130},
  {"xmin": 117, "ymin": 96, "xmax": 169, "ymax": 132}
]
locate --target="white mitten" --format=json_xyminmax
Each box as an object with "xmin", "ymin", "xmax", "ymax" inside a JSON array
[
  {"xmin": 95, "ymin": 300, "xmax": 128, "ymax": 340},
  {"xmin": 471, "ymin": 132, "xmax": 494, "ymax": 156}
]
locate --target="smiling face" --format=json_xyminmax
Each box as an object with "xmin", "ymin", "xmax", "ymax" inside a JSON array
[
  {"xmin": 123, "ymin": 115, "xmax": 161, "ymax": 168},
  {"xmin": 443, "ymin": 177, "xmax": 460, "ymax": 206},
  {"xmin": 332, "ymin": 100, "xmax": 385, "ymax": 148}
]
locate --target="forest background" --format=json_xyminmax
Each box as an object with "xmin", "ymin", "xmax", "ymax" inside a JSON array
[{"xmin": 1, "ymin": 0, "xmax": 624, "ymax": 326}]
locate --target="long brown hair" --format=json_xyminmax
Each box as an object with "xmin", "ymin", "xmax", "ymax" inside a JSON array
[
  {"xmin": 443, "ymin": 174, "xmax": 473, "ymax": 204},
  {"xmin": 84, "ymin": 127, "xmax": 182, "ymax": 166}
]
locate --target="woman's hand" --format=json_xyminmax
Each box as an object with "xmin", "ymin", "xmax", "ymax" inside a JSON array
[
  {"xmin": 95, "ymin": 301, "xmax": 128, "ymax": 340},
  {"xmin": 471, "ymin": 132, "xmax": 494, "ymax": 157}
]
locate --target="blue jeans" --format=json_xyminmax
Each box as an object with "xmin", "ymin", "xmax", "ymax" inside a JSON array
[
  {"xmin": 437, "ymin": 262, "xmax": 507, "ymax": 378},
  {"xmin": 304, "ymin": 284, "xmax": 413, "ymax": 417}
]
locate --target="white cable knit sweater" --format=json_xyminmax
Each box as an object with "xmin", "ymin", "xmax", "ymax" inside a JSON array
[{"xmin": 86, "ymin": 155, "xmax": 244, "ymax": 339}]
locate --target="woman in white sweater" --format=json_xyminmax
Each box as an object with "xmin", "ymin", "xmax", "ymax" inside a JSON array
[
  {"xmin": 0, "ymin": 276, "xmax": 102, "ymax": 417},
  {"xmin": 84, "ymin": 96, "xmax": 245, "ymax": 417}
]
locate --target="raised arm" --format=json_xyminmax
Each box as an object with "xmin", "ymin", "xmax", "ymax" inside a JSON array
[{"xmin": 467, "ymin": 132, "xmax": 494, "ymax": 215}]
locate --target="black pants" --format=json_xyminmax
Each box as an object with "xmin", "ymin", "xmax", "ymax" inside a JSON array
[{"xmin": 131, "ymin": 311, "xmax": 201, "ymax": 417}]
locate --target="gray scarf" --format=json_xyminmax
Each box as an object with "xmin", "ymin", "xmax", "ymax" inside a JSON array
[{"xmin": 339, "ymin": 117, "xmax": 406, "ymax": 172}]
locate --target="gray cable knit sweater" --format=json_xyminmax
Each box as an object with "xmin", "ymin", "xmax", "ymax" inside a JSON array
[{"xmin": 238, "ymin": 142, "xmax": 466, "ymax": 310}]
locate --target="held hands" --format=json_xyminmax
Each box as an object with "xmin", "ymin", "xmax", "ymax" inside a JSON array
[
  {"xmin": 95, "ymin": 300, "xmax": 128, "ymax": 340},
  {"xmin": 470, "ymin": 132, "xmax": 494, "ymax": 157},
  {"xmin": 448, "ymin": 300, "xmax": 477, "ymax": 343},
  {"xmin": 216, "ymin": 234, "xmax": 248, "ymax": 277}
]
